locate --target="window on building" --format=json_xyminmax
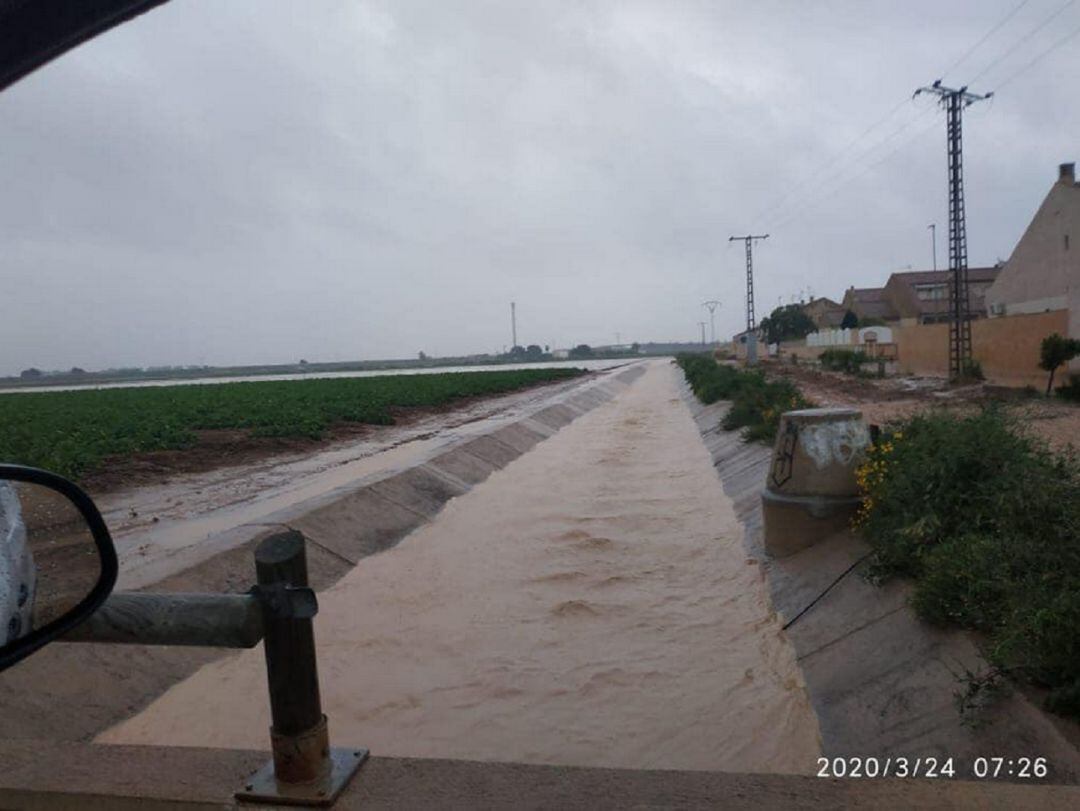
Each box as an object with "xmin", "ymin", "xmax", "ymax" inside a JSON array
[{"xmin": 914, "ymin": 283, "xmax": 947, "ymax": 301}]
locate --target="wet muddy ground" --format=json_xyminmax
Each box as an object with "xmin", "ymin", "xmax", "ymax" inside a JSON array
[{"xmin": 766, "ymin": 363, "xmax": 1080, "ymax": 452}]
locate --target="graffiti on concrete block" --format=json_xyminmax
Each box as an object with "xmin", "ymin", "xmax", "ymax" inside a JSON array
[
  {"xmin": 770, "ymin": 420, "xmax": 798, "ymax": 487},
  {"xmin": 799, "ymin": 419, "xmax": 870, "ymax": 469}
]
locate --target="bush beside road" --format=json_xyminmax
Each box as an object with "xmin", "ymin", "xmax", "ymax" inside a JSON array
[{"xmin": 856, "ymin": 408, "xmax": 1080, "ymax": 720}]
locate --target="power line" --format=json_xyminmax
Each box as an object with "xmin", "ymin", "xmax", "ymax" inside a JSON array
[
  {"xmin": 993, "ymin": 15, "xmax": 1080, "ymax": 90},
  {"xmin": 940, "ymin": 0, "xmax": 1033, "ymax": 80},
  {"xmin": 970, "ymin": 0, "xmax": 1077, "ymax": 84},
  {"xmin": 749, "ymin": 97, "xmax": 911, "ymax": 224},
  {"xmin": 759, "ymin": 103, "xmax": 927, "ymax": 228},
  {"xmin": 768, "ymin": 114, "xmax": 941, "ymax": 233},
  {"xmin": 750, "ymin": 2, "xmax": 1070, "ymax": 238},
  {"xmin": 764, "ymin": 106, "xmax": 938, "ymax": 230}
]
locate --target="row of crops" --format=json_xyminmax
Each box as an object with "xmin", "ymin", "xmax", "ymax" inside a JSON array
[{"xmin": 0, "ymin": 368, "xmax": 585, "ymax": 480}]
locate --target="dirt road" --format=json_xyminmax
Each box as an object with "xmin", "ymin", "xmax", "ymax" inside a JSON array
[
  {"xmin": 99, "ymin": 360, "xmax": 821, "ymax": 774},
  {"xmin": 768, "ymin": 363, "xmax": 1080, "ymax": 451}
]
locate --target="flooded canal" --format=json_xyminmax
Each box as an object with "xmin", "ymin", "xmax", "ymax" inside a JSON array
[{"xmin": 99, "ymin": 360, "xmax": 821, "ymax": 774}]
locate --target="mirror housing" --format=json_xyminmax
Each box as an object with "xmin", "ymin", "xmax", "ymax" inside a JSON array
[{"xmin": 0, "ymin": 464, "xmax": 117, "ymax": 672}]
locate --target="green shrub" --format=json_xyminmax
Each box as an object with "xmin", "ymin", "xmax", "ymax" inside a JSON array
[
  {"xmin": 1057, "ymin": 373, "xmax": 1080, "ymax": 403},
  {"xmin": 677, "ymin": 354, "xmax": 812, "ymax": 443},
  {"xmin": 819, "ymin": 347, "xmax": 869, "ymax": 375},
  {"xmin": 856, "ymin": 408, "xmax": 1080, "ymax": 718},
  {"xmin": 961, "ymin": 359, "xmax": 985, "ymax": 381}
]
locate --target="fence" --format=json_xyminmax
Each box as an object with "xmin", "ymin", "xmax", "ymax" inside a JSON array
[{"xmin": 894, "ymin": 309, "xmax": 1068, "ymax": 387}]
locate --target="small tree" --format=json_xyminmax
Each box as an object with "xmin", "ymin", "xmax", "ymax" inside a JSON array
[
  {"xmin": 840, "ymin": 309, "xmax": 859, "ymax": 329},
  {"xmin": 569, "ymin": 344, "xmax": 593, "ymax": 359},
  {"xmin": 758, "ymin": 304, "xmax": 816, "ymax": 345},
  {"xmin": 525, "ymin": 344, "xmax": 544, "ymax": 360},
  {"xmin": 1039, "ymin": 333, "xmax": 1080, "ymax": 394}
]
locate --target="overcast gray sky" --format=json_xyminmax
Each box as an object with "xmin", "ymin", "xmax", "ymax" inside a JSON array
[{"xmin": 2, "ymin": 0, "xmax": 1078, "ymax": 374}]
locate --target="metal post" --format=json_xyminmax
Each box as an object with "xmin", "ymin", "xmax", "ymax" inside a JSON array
[
  {"xmin": 62, "ymin": 592, "xmax": 263, "ymax": 647},
  {"xmin": 257, "ymin": 531, "xmax": 324, "ymax": 780},
  {"xmin": 728, "ymin": 234, "xmax": 768, "ymax": 366},
  {"xmin": 237, "ymin": 530, "xmax": 365, "ymax": 806},
  {"xmin": 928, "ymin": 223, "xmax": 937, "ymax": 271},
  {"xmin": 914, "ymin": 80, "xmax": 990, "ymax": 380}
]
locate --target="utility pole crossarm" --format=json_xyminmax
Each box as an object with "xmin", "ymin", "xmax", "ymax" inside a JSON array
[{"xmin": 914, "ymin": 79, "xmax": 993, "ymax": 105}]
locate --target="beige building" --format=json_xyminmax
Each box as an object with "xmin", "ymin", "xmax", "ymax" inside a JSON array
[
  {"xmin": 985, "ymin": 162, "xmax": 1079, "ymax": 344},
  {"xmin": 841, "ymin": 267, "xmax": 999, "ymax": 327},
  {"xmin": 800, "ymin": 296, "xmax": 846, "ymax": 329}
]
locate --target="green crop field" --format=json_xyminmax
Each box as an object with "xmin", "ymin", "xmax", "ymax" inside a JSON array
[{"xmin": 0, "ymin": 368, "xmax": 584, "ymax": 480}]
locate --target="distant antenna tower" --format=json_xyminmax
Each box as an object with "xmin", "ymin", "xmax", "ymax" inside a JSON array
[
  {"xmin": 510, "ymin": 302, "xmax": 517, "ymax": 348},
  {"xmin": 702, "ymin": 300, "xmax": 721, "ymax": 344}
]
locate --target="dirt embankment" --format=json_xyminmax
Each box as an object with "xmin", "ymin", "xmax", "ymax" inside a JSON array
[{"xmin": 763, "ymin": 363, "xmax": 1080, "ymax": 452}]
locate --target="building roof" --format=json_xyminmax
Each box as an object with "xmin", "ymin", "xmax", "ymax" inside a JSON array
[
  {"xmin": 985, "ymin": 163, "xmax": 1079, "ymax": 316},
  {"xmin": 843, "ymin": 287, "xmax": 896, "ymax": 321},
  {"xmin": 801, "ymin": 296, "xmax": 846, "ymax": 328},
  {"xmin": 886, "ymin": 266, "xmax": 1000, "ymax": 319}
]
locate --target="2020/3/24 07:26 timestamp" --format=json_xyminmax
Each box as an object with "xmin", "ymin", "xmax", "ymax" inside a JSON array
[{"xmin": 817, "ymin": 757, "xmax": 1050, "ymax": 779}]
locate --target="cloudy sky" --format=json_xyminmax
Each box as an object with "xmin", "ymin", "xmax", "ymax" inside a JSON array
[{"xmin": 2, "ymin": 0, "xmax": 1078, "ymax": 374}]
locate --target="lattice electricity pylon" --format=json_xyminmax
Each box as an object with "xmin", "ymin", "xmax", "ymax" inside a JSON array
[
  {"xmin": 702, "ymin": 300, "xmax": 721, "ymax": 344},
  {"xmin": 728, "ymin": 234, "xmax": 769, "ymax": 334},
  {"xmin": 914, "ymin": 80, "xmax": 991, "ymax": 380}
]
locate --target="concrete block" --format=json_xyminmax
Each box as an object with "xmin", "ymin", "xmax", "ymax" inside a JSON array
[
  {"xmin": 367, "ymin": 465, "xmax": 469, "ymax": 518},
  {"xmin": 290, "ymin": 488, "xmax": 428, "ymax": 564},
  {"xmin": 530, "ymin": 404, "xmax": 578, "ymax": 430},
  {"xmin": 427, "ymin": 447, "xmax": 500, "ymax": 486},
  {"xmin": 489, "ymin": 422, "xmax": 549, "ymax": 454},
  {"xmin": 458, "ymin": 435, "xmax": 522, "ymax": 468}
]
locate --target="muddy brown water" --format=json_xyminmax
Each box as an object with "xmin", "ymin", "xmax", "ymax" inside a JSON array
[{"xmin": 99, "ymin": 361, "xmax": 821, "ymax": 773}]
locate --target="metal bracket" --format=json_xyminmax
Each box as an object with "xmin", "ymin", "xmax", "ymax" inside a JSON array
[
  {"xmin": 236, "ymin": 747, "xmax": 367, "ymax": 807},
  {"xmin": 251, "ymin": 583, "xmax": 318, "ymax": 620}
]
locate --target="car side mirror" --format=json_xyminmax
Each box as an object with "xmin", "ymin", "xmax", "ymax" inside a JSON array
[{"xmin": 0, "ymin": 464, "xmax": 117, "ymax": 672}]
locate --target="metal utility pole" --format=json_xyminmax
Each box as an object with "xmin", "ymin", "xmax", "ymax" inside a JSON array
[
  {"xmin": 728, "ymin": 235, "xmax": 768, "ymax": 333},
  {"xmin": 702, "ymin": 300, "xmax": 721, "ymax": 344},
  {"xmin": 510, "ymin": 301, "xmax": 517, "ymax": 349},
  {"xmin": 728, "ymin": 234, "xmax": 768, "ymax": 364},
  {"xmin": 914, "ymin": 80, "xmax": 991, "ymax": 380},
  {"xmin": 928, "ymin": 223, "xmax": 937, "ymax": 271},
  {"xmin": 698, "ymin": 321, "xmax": 707, "ymax": 347}
]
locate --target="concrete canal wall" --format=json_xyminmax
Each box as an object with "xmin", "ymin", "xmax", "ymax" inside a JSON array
[{"xmin": 682, "ymin": 386, "xmax": 1080, "ymax": 784}]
